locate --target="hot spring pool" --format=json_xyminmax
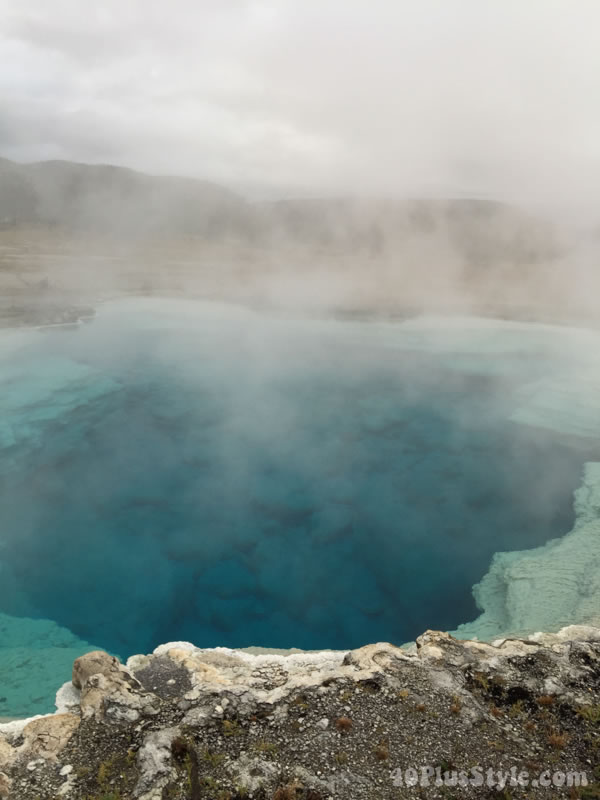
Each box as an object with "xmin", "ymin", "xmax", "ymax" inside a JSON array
[{"xmin": 1, "ymin": 299, "xmax": 600, "ymax": 717}]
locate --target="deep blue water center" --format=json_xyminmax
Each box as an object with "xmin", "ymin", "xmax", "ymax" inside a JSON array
[{"xmin": 0, "ymin": 303, "xmax": 595, "ymax": 683}]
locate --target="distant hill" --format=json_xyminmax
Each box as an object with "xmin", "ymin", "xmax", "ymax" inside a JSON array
[
  {"xmin": 0, "ymin": 156, "xmax": 584, "ymax": 318},
  {"xmin": 0, "ymin": 158, "xmax": 251, "ymax": 238},
  {"xmin": 260, "ymin": 195, "xmax": 563, "ymax": 274},
  {"xmin": 0, "ymin": 157, "xmax": 563, "ymax": 273}
]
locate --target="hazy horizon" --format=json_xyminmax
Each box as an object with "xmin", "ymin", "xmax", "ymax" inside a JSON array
[
  {"xmin": 2, "ymin": 1, "xmax": 600, "ymax": 216},
  {"xmin": 2, "ymin": 2, "xmax": 600, "ymax": 323},
  {"xmin": 0, "ymin": 152, "xmax": 510, "ymax": 205}
]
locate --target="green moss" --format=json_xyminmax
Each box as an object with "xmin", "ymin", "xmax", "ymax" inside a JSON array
[
  {"xmin": 253, "ymin": 739, "xmax": 278, "ymax": 755},
  {"xmin": 578, "ymin": 705, "xmax": 600, "ymax": 724},
  {"xmin": 84, "ymin": 794, "xmax": 122, "ymax": 800},
  {"xmin": 581, "ymin": 789, "xmax": 600, "ymax": 799},
  {"xmin": 472, "ymin": 672, "xmax": 489, "ymax": 692},
  {"xmin": 291, "ymin": 693, "xmax": 309, "ymax": 711},
  {"xmin": 222, "ymin": 719, "xmax": 242, "ymax": 737},
  {"xmin": 97, "ymin": 757, "xmax": 118, "ymax": 790},
  {"xmin": 508, "ymin": 699, "xmax": 525, "ymax": 718},
  {"xmin": 203, "ymin": 748, "xmax": 226, "ymax": 767},
  {"xmin": 76, "ymin": 765, "xmax": 91, "ymax": 779}
]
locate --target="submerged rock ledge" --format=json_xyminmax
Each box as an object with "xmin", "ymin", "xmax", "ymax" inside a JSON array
[
  {"xmin": 454, "ymin": 462, "xmax": 600, "ymax": 641},
  {"xmin": 2, "ymin": 626, "xmax": 600, "ymax": 799}
]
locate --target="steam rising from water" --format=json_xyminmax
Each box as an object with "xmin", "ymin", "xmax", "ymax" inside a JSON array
[
  {"xmin": 0, "ymin": 300, "xmax": 599, "ymax": 716},
  {"xmin": 1, "ymin": 0, "xmax": 600, "ymax": 728}
]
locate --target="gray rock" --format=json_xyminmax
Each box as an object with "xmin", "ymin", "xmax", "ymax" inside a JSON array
[
  {"xmin": 0, "ymin": 772, "xmax": 11, "ymax": 799},
  {"xmin": 135, "ymin": 727, "xmax": 180, "ymax": 800},
  {"xmin": 72, "ymin": 650, "xmax": 121, "ymax": 690}
]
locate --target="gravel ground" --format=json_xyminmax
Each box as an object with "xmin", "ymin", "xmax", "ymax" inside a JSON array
[{"xmin": 2, "ymin": 628, "xmax": 600, "ymax": 800}]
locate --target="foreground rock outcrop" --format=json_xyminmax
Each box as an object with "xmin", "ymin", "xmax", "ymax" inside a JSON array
[{"xmin": 1, "ymin": 626, "xmax": 600, "ymax": 799}]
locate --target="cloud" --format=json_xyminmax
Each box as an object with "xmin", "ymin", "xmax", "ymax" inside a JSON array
[{"xmin": 1, "ymin": 0, "xmax": 600, "ymax": 204}]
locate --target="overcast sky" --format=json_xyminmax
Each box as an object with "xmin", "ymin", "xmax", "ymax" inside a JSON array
[{"xmin": 1, "ymin": 0, "xmax": 600, "ymax": 205}]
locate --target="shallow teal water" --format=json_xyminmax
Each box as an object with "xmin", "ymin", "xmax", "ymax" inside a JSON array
[{"xmin": 0, "ymin": 302, "xmax": 596, "ymax": 716}]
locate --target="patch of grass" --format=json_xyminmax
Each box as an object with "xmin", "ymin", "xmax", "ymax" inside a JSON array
[
  {"xmin": 472, "ymin": 672, "xmax": 489, "ymax": 692},
  {"xmin": 578, "ymin": 705, "xmax": 600, "ymax": 724},
  {"xmin": 273, "ymin": 780, "xmax": 303, "ymax": 800},
  {"xmin": 359, "ymin": 679, "xmax": 381, "ymax": 694},
  {"xmin": 437, "ymin": 759, "xmax": 455, "ymax": 775},
  {"xmin": 508, "ymin": 700, "xmax": 524, "ymax": 718},
  {"xmin": 76, "ymin": 766, "xmax": 91, "ymax": 779},
  {"xmin": 97, "ymin": 757, "xmax": 117, "ymax": 791},
  {"xmin": 335, "ymin": 716, "xmax": 353, "ymax": 733},
  {"xmin": 254, "ymin": 739, "xmax": 278, "ymax": 755},
  {"xmin": 488, "ymin": 740, "xmax": 505, "ymax": 752},
  {"xmin": 579, "ymin": 780, "xmax": 600, "ymax": 800},
  {"xmin": 203, "ymin": 775, "xmax": 219, "ymax": 792},
  {"xmin": 222, "ymin": 719, "xmax": 243, "ymax": 737},
  {"xmin": 548, "ymin": 730, "xmax": 570, "ymax": 750},
  {"xmin": 374, "ymin": 741, "xmax": 389, "ymax": 761},
  {"xmin": 450, "ymin": 695, "xmax": 462, "ymax": 714},
  {"xmin": 84, "ymin": 794, "xmax": 121, "ymax": 800},
  {"xmin": 537, "ymin": 695, "xmax": 555, "ymax": 707},
  {"xmin": 171, "ymin": 736, "xmax": 191, "ymax": 762},
  {"xmin": 291, "ymin": 693, "xmax": 309, "ymax": 710},
  {"xmin": 171, "ymin": 736, "xmax": 201, "ymax": 800},
  {"xmin": 203, "ymin": 748, "xmax": 226, "ymax": 767}
]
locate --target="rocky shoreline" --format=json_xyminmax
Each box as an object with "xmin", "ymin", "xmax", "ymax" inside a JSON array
[
  {"xmin": 0, "ymin": 297, "xmax": 95, "ymax": 330},
  {"xmin": 1, "ymin": 625, "xmax": 599, "ymax": 799}
]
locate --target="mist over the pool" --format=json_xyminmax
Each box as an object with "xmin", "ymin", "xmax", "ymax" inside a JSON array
[{"xmin": 1, "ymin": 298, "xmax": 599, "ymax": 718}]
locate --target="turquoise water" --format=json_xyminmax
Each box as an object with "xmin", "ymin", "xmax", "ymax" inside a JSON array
[{"xmin": 0, "ymin": 301, "xmax": 597, "ymax": 716}]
